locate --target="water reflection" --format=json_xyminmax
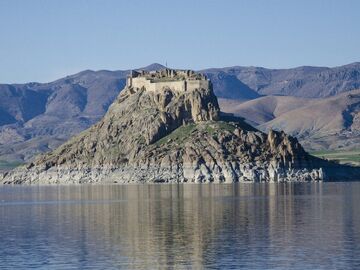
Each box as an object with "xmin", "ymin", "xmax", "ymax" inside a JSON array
[{"xmin": 0, "ymin": 183, "xmax": 360, "ymax": 269}]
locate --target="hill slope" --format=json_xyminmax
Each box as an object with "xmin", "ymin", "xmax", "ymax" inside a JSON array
[
  {"xmin": 219, "ymin": 96, "xmax": 313, "ymax": 126},
  {"xmin": 203, "ymin": 62, "xmax": 360, "ymax": 98},
  {"xmin": 220, "ymin": 90, "xmax": 360, "ymax": 150}
]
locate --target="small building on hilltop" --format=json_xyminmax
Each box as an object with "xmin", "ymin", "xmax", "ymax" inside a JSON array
[{"xmin": 126, "ymin": 69, "xmax": 210, "ymax": 92}]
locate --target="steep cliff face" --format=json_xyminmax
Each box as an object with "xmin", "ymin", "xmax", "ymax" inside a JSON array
[{"xmin": 1, "ymin": 71, "xmax": 358, "ymax": 184}]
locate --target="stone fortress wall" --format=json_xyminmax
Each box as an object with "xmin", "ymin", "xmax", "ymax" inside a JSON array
[{"xmin": 126, "ymin": 69, "xmax": 210, "ymax": 92}]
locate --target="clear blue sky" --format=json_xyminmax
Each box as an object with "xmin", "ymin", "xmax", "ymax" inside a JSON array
[{"xmin": 1, "ymin": 0, "xmax": 359, "ymax": 83}]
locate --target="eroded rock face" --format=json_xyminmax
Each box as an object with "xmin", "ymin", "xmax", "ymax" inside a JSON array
[{"xmin": 1, "ymin": 70, "xmax": 358, "ymax": 184}]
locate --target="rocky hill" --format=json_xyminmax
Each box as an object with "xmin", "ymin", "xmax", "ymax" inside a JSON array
[
  {"xmin": 1, "ymin": 69, "xmax": 358, "ymax": 184},
  {"xmin": 1, "ymin": 62, "xmax": 360, "ymax": 165}
]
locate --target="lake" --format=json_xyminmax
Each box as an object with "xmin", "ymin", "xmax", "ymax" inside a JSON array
[{"xmin": 0, "ymin": 183, "xmax": 360, "ymax": 269}]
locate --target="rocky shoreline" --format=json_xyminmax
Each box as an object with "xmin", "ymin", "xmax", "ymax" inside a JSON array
[{"xmin": 1, "ymin": 163, "xmax": 326, "ymax": 185}]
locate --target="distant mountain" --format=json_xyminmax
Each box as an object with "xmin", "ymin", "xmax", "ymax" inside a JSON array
[
  {"xmin": 0, "ymin": 70, "xmax": 126, "ymax": 162},
  {"xmin": 1, "ymin": 62, "xmax": 360, "ymax": 164},
  {"xmin": 139, "ymin": 63, "xmax": 166, "ymax": 71},
  {"xmin": 220, "ymin": 90, "xmax": 360, "ymax": 150},
  {"xmin": 0, "ymin": 64, "xmax": 166, "ymax": 130},
  {"xmin": 205, "ymin": 72, "xmax": 261, "ymax": 100},
  {"xmin": 203, "ymin": 62, "xmax": 360, "ymax": 98},
  {"xmin": 218, "ymin": 96, "xmax": 313, "ymax": 126}
]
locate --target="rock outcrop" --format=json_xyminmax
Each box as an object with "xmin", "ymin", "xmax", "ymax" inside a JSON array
[{"xmin": 1, "ymin": 69, "xmax": 359, "ymax": 184}]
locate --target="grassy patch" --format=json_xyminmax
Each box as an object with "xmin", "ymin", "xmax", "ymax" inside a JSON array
[
  {"xmin": 154, "ymin": 121, "xmax": 237, "ymax": 146},
  {"xmin": 155, "ymin": 123, "xmax": 197, "ymax": 146},
  {"xmin": 204, "ymin": 121, "xmax": 236, "ymax": 135},
  {"xmin": 310, "ymin": 149, "xmax": 360, "ymax": 166},
  {"xmin": 0, "ymin": 160, "xmax": 24, "ymax": 170},
  {"xmin": 214, "ymin": 121, "xmax": 236, "ymax": 132},
  {"xmin": 203, "ymin": 121, "xmax": 236, "ymax": 135}
]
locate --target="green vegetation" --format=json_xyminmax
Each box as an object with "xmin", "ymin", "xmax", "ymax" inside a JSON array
[
  {"xmin": 154, "ymin": 121, "xmax": 237, "ymax": 146},
  {"xmin": 310, "ymin": 149, "xmax": 360, "ymax": 166},
  {"xmin": 0, "ymin": 160, "xmax": 24, "ymax": 170},
  {"xmin": 155, "ymin": 123, "xmax": 197, "ymax": 146},
  {"xmin": 214, "ymin": 121, "xmax": 236, "ymax": 132},
  {"xmin": 204, "ymin": 121, "xmax": 236, "ymax": 134}
]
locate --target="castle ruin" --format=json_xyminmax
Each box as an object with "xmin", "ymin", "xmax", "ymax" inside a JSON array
[{"xmin": 126, "ymin": 69, "xmax": 210, "ymax": 92}]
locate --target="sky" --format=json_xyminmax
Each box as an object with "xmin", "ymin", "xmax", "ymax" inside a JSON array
[{"xmin": 0, "ymin": 0, "xmax": 359, "ymax": 83}]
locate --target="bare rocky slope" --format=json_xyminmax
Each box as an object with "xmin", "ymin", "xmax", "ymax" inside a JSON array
[
  {"xmin": 203, "ymin": 62, "xmax": 360, "ymax": 98},
  {"xmin": 220, "ymin": 89, "xmax": 360, "ymax": 150},
  {"xmin": 1, "ymin": 70, "xmax": 358, "ymax": 184}
]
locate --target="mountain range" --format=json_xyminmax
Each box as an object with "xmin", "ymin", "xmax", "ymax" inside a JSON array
[{"xmin": 0, "ymin": 62, "xmax": 360, "ymax": 165}]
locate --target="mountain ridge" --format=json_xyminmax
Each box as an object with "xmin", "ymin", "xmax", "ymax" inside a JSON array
[{"xmin": 219, "ymin": 89, "xmax": 360, "ymax": 150}]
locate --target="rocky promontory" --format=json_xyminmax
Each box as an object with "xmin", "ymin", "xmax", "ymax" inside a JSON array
[{"xmin": 1, "ymin": 69, "xmax": 359, "ymax": 184}]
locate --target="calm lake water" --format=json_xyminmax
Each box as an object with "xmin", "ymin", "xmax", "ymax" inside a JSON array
[{"xmin": 0, "ymin": 183, "xmax": 360, "ymax": 269}]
